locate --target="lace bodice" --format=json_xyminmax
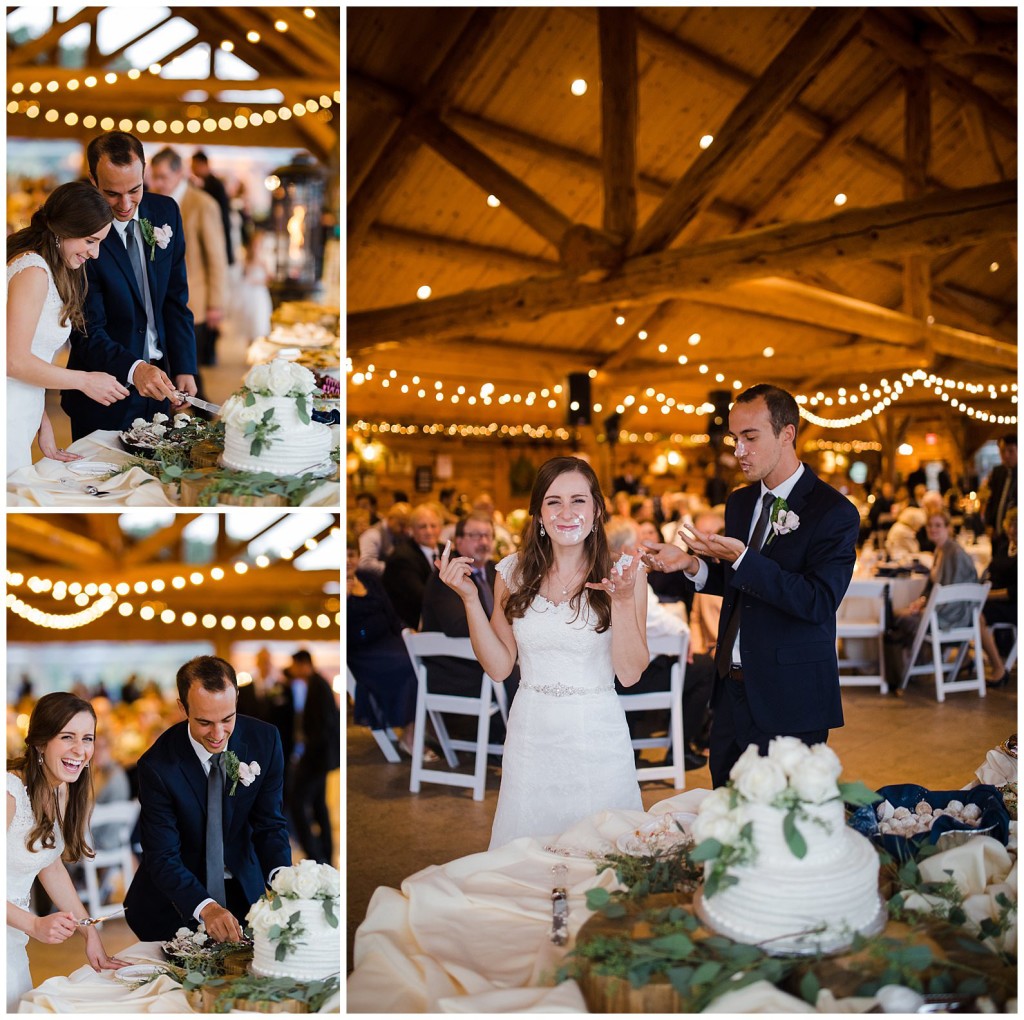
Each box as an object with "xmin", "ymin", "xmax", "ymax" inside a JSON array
[
  {"xmin": 7, "ymin": 773, "xmax": 64, "ymax": 910},
  {"xmin": 7, "ymin": 252, "xmax": 71, "ymax": 363},
  {"xmin": 495, "ymin": 553, "xmax": 614, "ymax": 695}
]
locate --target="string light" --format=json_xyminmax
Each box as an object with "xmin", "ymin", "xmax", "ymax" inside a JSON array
[{"xmin": 7, "ymin": 592, "xmax": 117, "ymax": 629}]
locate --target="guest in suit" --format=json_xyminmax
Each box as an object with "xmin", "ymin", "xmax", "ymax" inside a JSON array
[
  {"xmin": 643, "ymin": 384, "xmax": 860, "ymax": 787},
  {"xmin": 383, "ymin": 502, "xmax": 444, "ymax": 629},
  {"xmin": 420, "ymin": 514, "xmax": 518, "ymax": 739},
  {"xmin": 983, "ymin": 433, "xmax": 1017, "ymax": 540},
  {"xmin": 149, "ymin": 147, "xmax": 228, "ymax": 387},
  {"xmin": 61, "ymin": 131, "xmax": 197, "ymax": 440},
  {"xmin": 358, "ymin": 502, "xmax": 411, "ymax": 575},
  {"xmin": 288, "ymin": 650, "xmax": 340, "ymax": 865},
  {"xmin": 123, "ymin": 656, "xmax": 290, "ymax": 943}
]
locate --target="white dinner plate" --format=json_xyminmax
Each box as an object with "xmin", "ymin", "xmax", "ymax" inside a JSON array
[
  {"xmin": 66, "ymin": 461, "xmax": 119, "ymax": 477},
  {"xmin": 615, "ymin": 812, "xmax": 697, "ymax": 856},
  {"xmin": 114, "ymin": 964, "xmax": 165, "ymax": 982}
]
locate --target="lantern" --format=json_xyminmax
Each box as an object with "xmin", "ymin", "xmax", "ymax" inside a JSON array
[{"xmin": 265, "ymin": 152, "xmax": 327, "ymax": 304}]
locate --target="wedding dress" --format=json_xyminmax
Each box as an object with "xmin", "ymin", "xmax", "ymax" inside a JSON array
[
  {"xmin": 7, "ymin": 772, "xmax": 65, "ymax": 1011},
  {"xmin": 489, "ymin": 554, "xmax": 642, "ymax": 849},
  {"xmin": 7, "ymin": 252, "xmax": 71, "ymax": 473}
]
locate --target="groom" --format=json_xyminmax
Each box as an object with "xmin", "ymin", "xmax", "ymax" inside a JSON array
[
  {"xmin": 643, "ymin": 384, "xmax": 859, "ymax": 787},
  {"xmin": 124, "ymin": 656, "xmax": 291, "ymax": 943},
  {"xmin": 62, "ymin": 131, "xmax": 197, "ymax": 440}
]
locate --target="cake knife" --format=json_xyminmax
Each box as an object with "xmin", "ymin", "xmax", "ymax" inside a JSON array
[{"xmin": 177, "ymin": 393, "xmax": 222, "ymax": 415}]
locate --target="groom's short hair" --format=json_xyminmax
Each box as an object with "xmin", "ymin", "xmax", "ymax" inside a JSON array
[
  {"xmin": 177, "ymin": 655, "xmax": 237, "ymax": 711},
  {"xmin": 87, "ymin": 131, "xmax": 146, "ymax": 178},
  {"xmin": 735, "ymin": 384, "xmax": 799, "ymax": 439}
]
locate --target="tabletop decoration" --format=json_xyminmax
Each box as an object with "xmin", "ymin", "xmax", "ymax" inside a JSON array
[
  {"xmin": 182, "ymin": 972, "xmax": 340, "ymax": 1014},
  {"xmin": 161, "ymin": 923, "xmax": 253, "ymax": 978}
]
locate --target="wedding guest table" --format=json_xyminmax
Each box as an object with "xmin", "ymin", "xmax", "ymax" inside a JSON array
[
  {"xmin": 18, "ymin": 941, "xmax": 341, "ymax": 1013},
  {"xmin": 7, "ymin": 431, "xmax": 339, "ymax": 507},
  {"xmin": 348, "ymin": 786, "xmax": 1016, "ymax": 1013}
]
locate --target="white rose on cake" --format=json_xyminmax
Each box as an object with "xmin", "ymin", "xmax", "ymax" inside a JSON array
[
  {"xmin": 270, "ymin": 867, "xmax": 298, "ymax": 897},
  {"xmin": 293, "ymin": 858, "xmax": 324, "ymax": 900},
  {"xmin": 734, "ymin": 756, "xmax": 787, "ymax": 804},
  {"xmin": 791, "ymin": 746, "xmax": 843, "ymax": 803},
  {"xmin": 766, "ymin": 736, "xmax": 813, "ymax": 779},
  {"xmin": 246, "ymin": 363, "xmax": 272, "ymax": 393},
  {"xmin": 245, "ymin": 897, "xmax": 277, "ymax": 937},
  {"xmin": 692, "ymin": 809, "xmax": 743, "ymax": 846}
]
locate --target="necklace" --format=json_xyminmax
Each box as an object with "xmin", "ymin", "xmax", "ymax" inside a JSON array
[{"xmin": 550, "ymin": 562, "xmax": 585, "ymax": 597}]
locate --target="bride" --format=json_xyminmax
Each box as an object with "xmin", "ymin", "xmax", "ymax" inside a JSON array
[
  {"xmin": 437, "ymin": 456, "xmax": 647, "ymax": 848},
  {"xmin": 7, "ymin": 181, "xmax": 130, "ymax": 473},
  {"xmin": 7, "ymin": 692, "xmax": 128, "ymax": 1010}
]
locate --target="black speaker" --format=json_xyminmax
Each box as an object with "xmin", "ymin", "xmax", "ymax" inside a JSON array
[
  {"xmin": 567, "ymin": 373, "xmax": 591, "ymax": 426},
  {"xmin": 708, "ymin": 389, "xmax": 731, "ymax": 443},
  {"xmin": 604, "ymin": 412, "xmax": 622, "ymax": 444}
]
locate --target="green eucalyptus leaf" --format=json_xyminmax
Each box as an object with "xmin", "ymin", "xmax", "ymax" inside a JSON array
[
  {"xmin": 799, "ymin": 971, "xmax": 821, "ymax": 1004},
  {"xmin": 783, "ymin": 808, "xmax": 807, "ymax": 859},
  {"xmin": 837, "ymin": 780, "xmax": 882, "ymax": 806}
]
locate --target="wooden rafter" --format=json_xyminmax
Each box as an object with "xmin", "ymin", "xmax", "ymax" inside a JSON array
[
  {"xmin": 7, "ymin": 516, "xmax": 117, "ymax": 572},
  {"xmin": 598, "ymin": 9, "xmax": 638, "ymax": 243},
  {"xmin": 349, "ymin": 181, "xmax": 1016, "ymax": 349},
  {"xmin": 902, "ymin": 66, "xmax": 932, "ymax": 321},
  {"xmin": 8, "ymin": 7, "xmax": 98, "ymax": 66},
  {"xmin": 122, "ymin": 515, "xmax": 201, "ymax": 567}
]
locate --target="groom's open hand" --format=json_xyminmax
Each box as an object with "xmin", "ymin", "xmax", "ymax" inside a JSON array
[{"xmin": 201, "ymin": 902, "xmax": 245, "ymax": 943}]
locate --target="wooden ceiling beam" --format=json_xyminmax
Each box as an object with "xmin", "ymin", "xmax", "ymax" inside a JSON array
[
  {"xmin": 98, "ymin": 14, "xmax": 175, "ymax": 66},
  {"xmin": 920, "ymin": 21, "xmax": 1015, "ymax": 59},
  {"xmin": 6, "ymin": 71, "xmax": 338, "ymax": 94},
  {"xmin": 902, "ymin": 66, "xmax": 932, "ymax": 322},
  {"xmin": 410, "ymin": 115, "xmax": 574, "ymax": 251},
  {"xmin": 348, "ymin": 10, "xmax": 506, "ymax": 251},
  {"xmin": 262, "ymin": 7, "xmax": 340, "ymax": 68},
  {"xmin": 122, "ymin": 515, "xmax": 201, "ymax": 566},
  {"xmin": 173, "ymin": 8, "xmax": 292, "ymax": 78},
  {"xmin": 348, "ymin": 181, "xmax": 1017, "ymax": 348},
  {"xmin": 7, "ymin": 517, "xmax": 117, "ymax": 571},
  {"xmin": 958, "ymin": 105, "xmax": 1007, "ymax": 183},
  {"xmin": 363, "ymin": 224, "xmax": 558, "ymax": 274},
  {"xmin": 627, "ymin": 8, "xmax": 864, "ymax": 256},
  {"xmin": 929, "ymin": 65, "xmax": 1017, "ymax": 142},
  {"xmin": 8, "ymin": 7, "xmax": 98, "ymax": 66},
  {"xmin": 86, "ymin": 516, "xmax": 127, "ymax": 557},
  {"xmin": 744, "ymin": 72, "xmax": 900, "ymax": 228},
  {"xmin": 598, "ymin": 9, "xmax": 638, "ymax": 242},
  {"xmin": 243, "ymin": 8, "xmax": 332, "ymax": 72},
  {"xmin": 920, "ymin": 7, "xmax": 979, "ymax": 45},
  {"xmin": 599, "ymin": 301, "xmax": 678, "ymax": 371}
]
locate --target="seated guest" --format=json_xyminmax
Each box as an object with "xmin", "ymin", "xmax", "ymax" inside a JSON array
[
  {"xmin": 355, "ymin": 491, "xmax": 381, "ymax": 526},
  {"xmin": 980, "ymin": 507, "xmax": 1017, "ymax": 689},
  {"xmin": 470, "ymin": 492, "xmax": 514, "ymax": 555},
  {"xmin": 914, "ymin": 492, "xmax": 945, "ymax": 553},
  {"xmin": 358, "ymin": 502, "xmax": 410, "ymax": 575},
  {"xmin": 347, "ymin": 537, "xmax": 435, "ymax": 762},
  {"xmin": 636, "ymin": 518, "xmax": 692, "ymax": 615},
  {"xmin": 885, "ymin": 509, "xmax": 978, "ymax": 680},
  {"xmin": 382, "ymin": 503, "xmax": 444, "ymax": 629},
  {"xmin": 885, "ymin": 506, "xmax": 926, "ymax": 560},
  {"xmin": 607, "ymin": 521, "xmax": 711, "ymax": 770},
  {"xmin": 420, "ymin": 514, "xmax": 518, "ymax": 739}
]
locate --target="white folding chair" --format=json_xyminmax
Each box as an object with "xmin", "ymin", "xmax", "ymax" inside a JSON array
[
  {"xmin": 989, "ymin": 622, "xmax": 1018, "ymax": 674},
  {"xmin": 346, "ymin": 667, "xmax": 402, "ymax": 763},
  {"xmin": 402, "ymin": 629, "xmax": 509, "ymax": 801},
  {"xmin": 901, "ymin": 582, "xmax": 992, "ymax": 701},
  {"xmin": 619, "ymin": 631, "xmax": 687, "ymax": 789},
  {"xmin": 82, "ymin": 800, "xmax": 140, "ymax": 917},
  {"xmin": 836, "ymin": 579, "xmax": 888, "ymax": 693}
]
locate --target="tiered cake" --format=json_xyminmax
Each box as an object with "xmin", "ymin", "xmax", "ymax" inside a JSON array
[
  {"xmin": 220, "ymin": 359, "xmax": 331, "ymax": 476},
  {"xmin": 246, "ymin": 861, "xmax": 340, "ymax": 981},
  {"xmin": 693, "ymin": 739, "xmax": 885, "ymax": 954}
]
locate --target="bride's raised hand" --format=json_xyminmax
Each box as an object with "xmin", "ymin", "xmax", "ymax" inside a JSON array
[
  {"xmin": 80, "ymin": 371, "xmax": 130, "ymax": 406},
  {"xmin": 36, "ymin": 413, "xmax": 81, "ymax": 462},
  {"xmin": 586, "ymin": 547, "xmax": 641, "ymax": 602},
  {"xmin": 31, "ymin": 911, "xmax": 77, "ymax": 944},
  {"xmin": 434, "ymin": 540, "xmax": 479, "ymax": 604}
]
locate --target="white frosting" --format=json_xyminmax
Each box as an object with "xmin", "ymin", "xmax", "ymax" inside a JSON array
[
  {"xmin": 250, "ymin": 897, "xmax": 340, "ymax": 980},
  {"xmin": 696, "ymin": 800, "xmax": 885, "ymax": 953},
  {"xmin": 221, "ymin": 395, "xmax": 331, "ymax": 475}
]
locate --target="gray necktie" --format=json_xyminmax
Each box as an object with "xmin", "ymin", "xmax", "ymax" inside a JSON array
[
  {"xmin": 124, "ymin": 221, "xmax": 157, "ymax": 354},
  {"xmin": 715, "ymin": 492, "xmax": 776, "ymax": 678},
  {"xmin": 206, "ymin": 752, "xmax": 226, "ymax": 906}
]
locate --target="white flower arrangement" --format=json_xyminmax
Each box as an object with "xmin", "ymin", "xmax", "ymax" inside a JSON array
[
  {"xmin": 245, "ymin": 862, "xmax": 340, "ymax": 959},
  {"xmin": 244, "ymin": 359, "xmax": 316, "ymax": 399},
  {"xmin": 269, "ymin": 859, "xmax": 340, "ymax": 902}
]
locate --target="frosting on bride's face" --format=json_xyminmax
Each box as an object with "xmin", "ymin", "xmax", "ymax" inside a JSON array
[
  {"xmin": 59, "ymin": 224, "xmax": 112, "ymax": 271},
  {"xmin": 541, "ymin": 471, "xmax": 595, "ymax": 546}
]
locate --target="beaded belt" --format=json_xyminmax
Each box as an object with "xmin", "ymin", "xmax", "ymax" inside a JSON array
[{"xmin": 521, "ymin": 679, "xmax": 614, "ymax": 697}]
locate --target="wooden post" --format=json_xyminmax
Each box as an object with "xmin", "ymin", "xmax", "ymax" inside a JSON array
[
  {"xmin": 598, "ymin": 9, "xmax": 638, "ymax": 243},
  {"xmin": 903, "ymin": 67, "xmax": 932, "ymax": 322}
]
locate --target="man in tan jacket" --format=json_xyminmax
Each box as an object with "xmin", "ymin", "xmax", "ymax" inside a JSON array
[{"xmin": 150, "ymin": 147, "xmax": 228, "ymax": 380}]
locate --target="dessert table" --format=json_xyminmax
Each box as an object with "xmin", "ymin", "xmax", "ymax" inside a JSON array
[
  {"xmin": 7, "ymin": 431, "xmax": 340, "ymax": 507},
  {"xmin": 349, "ymin": 788, "xmax": 1017, "ymax": 1014},
  {"xmin": 17, "ymin": 940, "xmax": 341, "ymax": 1013}
]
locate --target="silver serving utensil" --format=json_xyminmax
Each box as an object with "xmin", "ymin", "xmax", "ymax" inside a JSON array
[
  {"xmin": 550, "ymin": 863, "xmax": 569, "ymax": 945},
  {"xmin": 77, "ymin": 906, "xmax": 125, "ymax": 926},
  {"xmin": 178, "ymin": 393, "xmax": 222, "ymax": 415},
  {"xmin": 85, "ymin": 485, "xmax": 110, "ymax": 497}
]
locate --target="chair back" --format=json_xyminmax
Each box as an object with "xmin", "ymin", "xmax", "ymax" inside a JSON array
[{"xmin": 88, "ymin": 799, "xmax": 140, "ymax": 844}]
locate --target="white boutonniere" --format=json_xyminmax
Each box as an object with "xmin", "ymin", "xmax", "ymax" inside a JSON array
[
  {"xmin": 138, "ymin": 218, "xmax": 173, "ymax": 261},
  {"xmin": 222, "ymin": 750, "xmax": 261, "ymax": 795},
  {"xmin": 766, "ymin": 497, "xmax": 800, "ymax": 546}
]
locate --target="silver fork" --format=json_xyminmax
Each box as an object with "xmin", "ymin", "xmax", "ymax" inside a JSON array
[{"xmin": 85, "ymin": 485, "xmax": 110, "ymax": 497}]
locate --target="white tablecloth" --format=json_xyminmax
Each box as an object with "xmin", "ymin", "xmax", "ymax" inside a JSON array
[
  {"xmin": 7, "ymin": 431, "xmax": 339, "ymax": 507},
  {"xmin": 18, "ymin": 940, "xmax": 341, "ymax": 1013},
  {"xmin": 349, "ymin": 793, "xmax": 1017, "ymax": 1013}
]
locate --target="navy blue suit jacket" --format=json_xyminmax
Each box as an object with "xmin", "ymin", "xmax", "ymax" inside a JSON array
[
  {"xmin": 61, "ymin": 192, "xmax": 196, "ymax": 437},
  {"xmin": 123, "ymin": 715, "xmax": 291, "ymax": 942},
  {"xmin": 702, "ymin": 465, "xmax": 859, "ymax": 734}
]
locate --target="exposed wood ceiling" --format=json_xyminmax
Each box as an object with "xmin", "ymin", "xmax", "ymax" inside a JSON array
[
  {"xmin": 347, "ymin": 7, "xmax": 1017, "ymax": 440},
  {"xmin": 7, "ymin": 6, "xmax": 340, "ymax": 160},
  {"xmin": 6, "ymin": 514, "xmax": 340, "ymax": 643}
]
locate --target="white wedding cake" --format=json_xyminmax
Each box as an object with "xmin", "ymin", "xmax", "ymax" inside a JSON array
[
  {"xmin": 693, "ymin": 739, "xmax": 885, "ymax": 954},
  {"xmin": 246, "ymin": 860, "xmax": 340, "ymax": 981},
  {"xmin": 220, "ymin": 359, "xmax": 331, "ymax": 476}
]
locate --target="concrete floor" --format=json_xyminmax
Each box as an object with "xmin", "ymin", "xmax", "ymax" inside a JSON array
[{"xmin": 346, "ymin": 678, "xmax": 1017, "ymax": 972}]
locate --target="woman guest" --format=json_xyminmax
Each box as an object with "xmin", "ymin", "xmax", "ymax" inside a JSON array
[
  {"xmin": 7, "ymin": 693, "xmax": 127, "ymax": 1011},
  {"xmin": 7, "ymin": 182, "xmax": 129, "ymax": 472},
  {"xmin": 981, "ymin": 507, "xmax": 1017, "ymax": 689},
  {"xmin": 437, "ymin": 456, "xmax": 646, "ymax": 848},
  {"xmin": 347, "ymin": 536, "xmax": 436, "ymax": 762}
]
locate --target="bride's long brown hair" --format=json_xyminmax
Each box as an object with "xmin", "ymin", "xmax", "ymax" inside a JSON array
[
  {"xmin": 7, "ymin": 181, "xmax": 113, "ymax": 334},
  {"xmin": 7, "ymin": 692, "xmax": 96, "ymax": 862},
  {"xmin": 504, "ymin": 456, "xmax": 613, "ymax": 632}
]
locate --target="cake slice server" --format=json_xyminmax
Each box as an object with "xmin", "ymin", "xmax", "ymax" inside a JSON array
[{"xmin": 77, "ymin": 906, "xmax": 126, "ymax": 926}]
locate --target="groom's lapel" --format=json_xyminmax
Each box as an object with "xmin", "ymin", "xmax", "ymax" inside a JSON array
[
  {"xmin": 785, "ymin": 463, "xmax": 818, "ymax": 518},
  {"xmin": 174, "ymin": 725, "xmax": 208, "ymax": 811},
  {"xmin": 223, "ymin": 727, "xmax": 250, "ymax": 830},
  {"xmin": 103, "ymin": 226, "xmax": 143, "ymax": 306}
]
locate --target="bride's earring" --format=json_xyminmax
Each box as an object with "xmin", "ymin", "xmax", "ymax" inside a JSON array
[
  {"xmin": 539, "ymin": 522, "xmax": 546, "ymax": 538},
  {"xmin": 592, "ymin": 523, "xmax": 598, "ymax": 533},
  {"xmin": 37, "ymin": 754, "xmax": 44, "ymax": 765}
]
